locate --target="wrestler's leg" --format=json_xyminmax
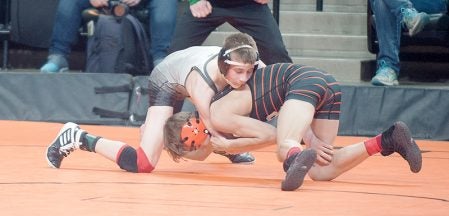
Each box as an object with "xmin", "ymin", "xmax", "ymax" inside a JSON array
[
  {"xmin": 306, "ymin": 119, "xmax": 370, "ymax": 181},
  {"xmin": 89, "ymin": 106, "xmax": 173, "ymax": 172},
  {"xmin": 277, "ymin": 99, "xmax": 317, "ymax": 191},
  {"xmin": 276, "ymin": 100, "xmax": 315, "ymax": 161},
  {"xmin": 137, "ymin": 106, "xmax": 174, "ymax": 171},
  {"xmin": 307, "ymin": 120, "xmax": 422, "ymax": 181}
]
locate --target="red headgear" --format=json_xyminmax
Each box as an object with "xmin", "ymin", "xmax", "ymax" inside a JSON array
[{"xmin": 180, "ymin": 112, "xmax": 210, "ymax": 151}]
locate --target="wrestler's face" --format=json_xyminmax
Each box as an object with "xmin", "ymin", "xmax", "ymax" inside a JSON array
[
  {"xmin": 182, "ymin": 135, "xmax": 211, "ymax": 154},
  {"xmin": 224, "ymin": 63, "xmax": 254, "ymax": 88}
]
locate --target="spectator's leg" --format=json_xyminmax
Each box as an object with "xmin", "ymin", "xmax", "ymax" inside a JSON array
[
  {"xmin": 371, "ymin": 0, "xmax": 405, "ymax": 73},
  {"xmin": 369, "ymin": 0, "xmax": 405, "ymax": 85},
  {"xmin": 49, "ymin": 0, "xmax": 91, "ymax": 57},
  {"xmin": 373, "ymin": 0, "xmax": 443, "ymax": 67},
  {"xmin": 168, "ymin": 4, "xmax": 225, "ymax": 54},
  {"xmin": 411, "ymin": 0, "xmax": 448, "ymax": 14},
  {"xmin": 41, "ymin": 0, "xmax": 91, "ymax": 73},
  {"xmin": 227, "ymin": 4, "xmax": 292, "ymax": 64},
  {"xmin": 148, "ymin": 0, "xmax": 178, "ymax": 66}
]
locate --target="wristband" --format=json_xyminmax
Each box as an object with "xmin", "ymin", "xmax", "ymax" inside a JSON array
[{"xmin": 189, "ymin": 0, "xmax": 201, "ymax": 5}]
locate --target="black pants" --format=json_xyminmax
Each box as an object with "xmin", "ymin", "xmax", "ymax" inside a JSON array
[{"xmin": 168, "ymin": 3, "xmax": 292, "ymax": 65}]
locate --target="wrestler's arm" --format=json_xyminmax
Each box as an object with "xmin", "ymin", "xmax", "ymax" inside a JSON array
[
  {"xmin": 187, "ymin": 70, "xmax": 224, "ymax": 138},
  {"xmin": 210, "ymin": 87, "xmax": 276, "ymax": 153},
  {"xmin": 212, "ymin": 115, "xmax": 276, "ymax": 153}
]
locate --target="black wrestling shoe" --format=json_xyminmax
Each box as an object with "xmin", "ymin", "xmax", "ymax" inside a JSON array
[
  {"xmin": 214, "ymin": 151, "xmax": 255, "ymax": 164},
  {"xmin": 46, "ymin": 122, "xmax": 85, "ymax": 168},
  {"xmin": 380, "ymin": 121, "xmax": 422, "ymax": 173},
  {"xmin": 281, "ymin": 149, "xmax": 317, "ymax": 191}
]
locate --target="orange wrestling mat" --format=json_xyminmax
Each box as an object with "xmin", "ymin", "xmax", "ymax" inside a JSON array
[{"xmin": 0, "ymin": 120, "xmax": 448, "ymax": 215}]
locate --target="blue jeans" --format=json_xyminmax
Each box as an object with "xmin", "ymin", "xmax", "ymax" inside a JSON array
[
  {"xmin": 147, "ymin": 0, "xmax": 177, "ymax": 64},
  {"xmin": 370, "ymin": 0, "xmax": 447, "ymax": 74},
  {"xmin": 49, "ymin": 0, "xmax": 177, "ymax": 65},
  {"xmin": 48, "ymin": 0, "xmax": 91, "ymax": 57}
]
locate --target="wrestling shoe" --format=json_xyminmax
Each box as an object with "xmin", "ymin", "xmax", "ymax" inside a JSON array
[
  {"xmin": 214, "ymin": 151, "xmax": 255, "ymax": 164},
  {"xmin": 371, "ymin": 64, "xmax": 398, "ymax": 86},
  {"xmin": 380, "ymin": 121, "xmax": 422, "ymax": 173},
  {"xmin": 402, "ymin": 8, "xmax": 430, "ymax": 36},
  {"xmin": 281, "ymin": 149, "xmax": 317, "ymax": 191},
  {"xmin": 40, "ymin": 54, "xmax": 69, "ymax": 73},
  {"xmin": 46, "ymin": 122, "xmax": 85, "ymax": 168}
]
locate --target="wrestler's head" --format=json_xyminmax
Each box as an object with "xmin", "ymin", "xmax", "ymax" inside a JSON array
[
  {"xmin": 218, "ymin": 33, "xmax": 259, "ymax": 88},
  {"xmin": 164, "ymin": 112, "xmax": 210, "ymax": 162}
]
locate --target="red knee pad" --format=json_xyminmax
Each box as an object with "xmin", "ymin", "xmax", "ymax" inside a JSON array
[{"xmin": 136, "ymin": 147, "xmax": 155, "ymax": 173}]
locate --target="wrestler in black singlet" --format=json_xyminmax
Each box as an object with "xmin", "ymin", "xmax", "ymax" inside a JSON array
[{"xmin": 248, "ymin": 63, "xmax": 341, "ymax": 121}]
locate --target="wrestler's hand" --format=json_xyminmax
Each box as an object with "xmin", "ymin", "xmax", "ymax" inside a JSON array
[
  {"xmin": 303, "ymin": 129, "xmax": 334, "ymax": 166},
  {"xmin": 190, "ymin": 0, "xmax": 212, "ymax": 18},
  {"xmin": 312, "ymin": 140, "xmax": 334, "ymax": 166},
  {"xmin": 210, "ymin": 135, "xmax": 230, "ymax": 152}
]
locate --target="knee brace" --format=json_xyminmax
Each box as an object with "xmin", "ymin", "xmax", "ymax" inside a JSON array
[
  {"xmin": 116, "ymin": 146, "xmax": 155, "ymax": 173},
  {"xmin": 116, "ymin": 145, "xmax": 154, "ymax": 173},
  {"xmin": 136, "ymin": 147, "xmax": 154, "ymax": 173},
  {"xmin": 117, "ymin": 145, "xmax": 138, "ymax": 173}
]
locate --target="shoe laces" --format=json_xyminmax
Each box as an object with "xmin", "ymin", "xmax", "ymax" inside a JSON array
[
  {"xmin": 376, "ymin": 61, "xmax": 396, "ymax": 77},
  {"xmin": 382, "ymin": 125, "xmax": 406, "ymax": 158},
  {"xmin": 401, "ymin": 8, "xmax": 418, "ymax": 28},
  {"xmin": 58, "ymin": 128, "xmax": 82, "ymax": 157},
  {"xmin": 378, "ymin": 60, "xmax": 388, "ymax": 69}
]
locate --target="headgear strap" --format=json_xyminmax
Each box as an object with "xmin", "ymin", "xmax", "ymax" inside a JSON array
[
  {"xmin": 222, "ymin": 45, "xmax": 259, "ymax": 68},
  {"xmin": 222, "ymin": 45, "xmax": 254, "ymax": 56}
]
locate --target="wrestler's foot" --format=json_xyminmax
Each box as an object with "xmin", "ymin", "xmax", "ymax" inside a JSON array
[
  {"xmin": 381, "ymin": 121, "xmax": 422, "ymax": 173},
  {"xmin": 281, "ymin": 149, "xmax": 317, "ymax": 191},
  {"xmin": 46, "ymin": 122, "xmax": 85, "ymax": 168},
  {"xmin": 214, "ymin": 151, "xmax": 255, "ymax": 164}
]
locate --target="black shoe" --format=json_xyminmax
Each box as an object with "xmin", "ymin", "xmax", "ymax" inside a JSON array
[
  {"xmin": 381, "ymin": 121, "xmax": 422, "ymax": 173},
  {"xmin": 281, "ymin": 149, "xmax": 317, "ymax": 191},
  {"xmin": 46, "ymin": 122, "xmax": 84, "ymax": 168},
  {"xmin": 214, "ymin": 151, "xmax": 255, "ymax": 164}
]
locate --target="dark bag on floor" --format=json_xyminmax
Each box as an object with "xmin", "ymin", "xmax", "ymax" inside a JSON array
[{"xmin": 85, "ymin": 14, "xmax": 151, "ymax": 76}]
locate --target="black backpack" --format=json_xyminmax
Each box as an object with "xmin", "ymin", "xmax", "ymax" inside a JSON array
[{"xmin": 85, "ymin": 14, "xmax": 151, "ymax": 76}]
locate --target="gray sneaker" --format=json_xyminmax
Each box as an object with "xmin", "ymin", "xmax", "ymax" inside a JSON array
[
  {"xmin": 402, "ymin": 8, "xmax": 430, "ymax": 36},
  {"xmin": 371, "ymin": 65, "xmax": 398, "ymax": 86}
]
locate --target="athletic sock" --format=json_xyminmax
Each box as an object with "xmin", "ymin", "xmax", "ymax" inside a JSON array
[
  {"xmin": 79, "ymin": 133, "xmax": 101, "ymax": 152},
  {"xmin": 364, "ymin": 134, "xmax": 382, "ymax": 156},
  {"xmin": 283, "ymin": 147, "xmax": 302, "ymax": 172}
]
